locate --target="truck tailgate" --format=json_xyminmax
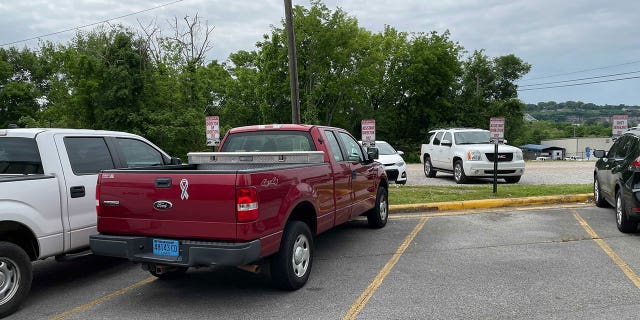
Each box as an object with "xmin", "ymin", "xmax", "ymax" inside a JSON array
[{"xmin": 97, "ymin": 172, "xmax": 237, "ymax": 240}]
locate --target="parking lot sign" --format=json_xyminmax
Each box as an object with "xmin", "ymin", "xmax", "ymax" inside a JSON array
[
  {"xmin": 206, "ymin": 116, "xmax": 220, "ymax": 146},
  {"xmin": 490, "ymin": 117, "xmax": 505, "ymax": 141},
  {"xmin": 361, "ymin": 119, "xmax": 376, "ymax": 147},
  {"xmin": 612, "ymin": 115, "xmax": 628, "ymax": 136}
]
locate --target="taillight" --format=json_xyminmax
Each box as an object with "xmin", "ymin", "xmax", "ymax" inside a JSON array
[
  {"xmin": 632, "ymin": 156, "xmax": 640, "ymax": 168},
  {"xmin": 236, "ymin": 187, "xmax": 259, "ymax": 222},
  {"xmin": 96, "ymin": 173, "xmax": 103, "ymax": 217}
]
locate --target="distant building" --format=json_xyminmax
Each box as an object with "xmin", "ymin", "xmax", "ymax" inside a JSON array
[
  {"xmin": 519, "ymin": 144, "xmax": 565, "ymax": 160},
  {"xmin": 541, "ymin": 137, "xmax": 614, "ymax": 159}
]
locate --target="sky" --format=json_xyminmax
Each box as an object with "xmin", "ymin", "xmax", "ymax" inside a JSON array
[{"xmin": 1, "ymin": 0, "xmax": 639, "ymax": 106}]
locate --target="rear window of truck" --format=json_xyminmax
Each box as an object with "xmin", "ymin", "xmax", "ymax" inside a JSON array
[
  {"xmin": 0, "ymin": 137, "xmax": 44, "ymax": 174},
  {"xmin": 220, "ymin": 131, "xmax": 316, "ymax": 152}
]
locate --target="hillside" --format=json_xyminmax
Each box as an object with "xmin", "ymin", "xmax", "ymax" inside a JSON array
[{"xmin": 526, "ymin": 101, "xmax": 640, "ymax": 125}]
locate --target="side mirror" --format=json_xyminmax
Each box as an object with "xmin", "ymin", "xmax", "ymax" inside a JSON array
[
  {"xmin": 593, "ymin": 150, "xmax": 606, "ymax": 158},
  {"xmin": 397, "ymin": 150, "xmax": 404, "ymax": 156},
  {"xmin": 366, "ymin": 147, "xmax": 379, "ymax": 164},
  {"xmin": 170, "ymin": 157, "xmax": 182, "ymax": 165},
  {"xmin": 441, "ymin": 139, "xmax": 452, "ymax": 147}
]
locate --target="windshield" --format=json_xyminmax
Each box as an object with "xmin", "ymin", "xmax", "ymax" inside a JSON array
[
  {"xmin": 454, "ymin": 131, "xmax": 491, "ymax": 145},
  {"xmin": 376, "ymin": 142, "xmax": 397, "ymax": 155},
  {"xmin": 0, "ymin": 137, "xmax": 43, "ymax": 174}
]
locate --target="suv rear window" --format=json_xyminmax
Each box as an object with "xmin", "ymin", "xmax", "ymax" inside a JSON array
[{"xmin": 0, "ymin": 137, "xmax": 44, "ymax": 174}]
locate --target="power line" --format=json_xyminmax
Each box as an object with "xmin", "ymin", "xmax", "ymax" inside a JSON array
[
  {"xmin": 518, "ymin": 60, "xmax": 640, "ymax": 82},
  {"xmin": 517, "ymin": 75, "xmax": 640, "ymax": 91},
  {"xmin": 519, "ymin": 70, "xmax": 640, "ymax": 88},
  {"xmin": 0, "ymin": 0, "xmax": 184, "ymax": 47}
]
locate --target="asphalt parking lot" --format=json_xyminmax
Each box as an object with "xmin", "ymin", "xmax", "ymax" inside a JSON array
[{"xmin": 10, "ymin": 204, "xmax": 640, "ymax": 320}]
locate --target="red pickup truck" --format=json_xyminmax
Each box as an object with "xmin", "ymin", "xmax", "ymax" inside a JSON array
[{"xmin": 90, "ymin": 124, "xmax": 388, "ymax": 289}]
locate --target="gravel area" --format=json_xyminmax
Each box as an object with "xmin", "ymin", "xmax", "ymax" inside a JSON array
[{"xmin": 404, "ymin": 160, "xmax": 595, "ymax": 186}]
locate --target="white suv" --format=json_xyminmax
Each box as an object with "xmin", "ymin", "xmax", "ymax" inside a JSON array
[{"xmin": 420, "ymin": 128, "xmax": 525, "ymax": 183}]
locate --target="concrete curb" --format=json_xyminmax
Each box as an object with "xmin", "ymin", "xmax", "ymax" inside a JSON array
[{"xmin": 389, "ymin": 193, "xmax": 593, "ymax": 213}]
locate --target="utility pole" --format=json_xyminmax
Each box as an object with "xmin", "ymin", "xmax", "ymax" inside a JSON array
[{"xmin": 284, "ymin": 0, "xmax": 301, "ymax": 124}]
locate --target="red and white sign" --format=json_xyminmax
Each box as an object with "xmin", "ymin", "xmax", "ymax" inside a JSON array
[
  {"xmin": 489, "ymin": 117, "xmax": 505, "ymax": 141},
  {"xmin": 612, "ymin": 115, "xmax": 628, "ymax": 136},
  {"xmin": 361, "ymin": 119, "xmax": 376, "ymax": 146},
  {"xmin": 206, "ymin": 116, "xmax": 220, "ymax": 146}
]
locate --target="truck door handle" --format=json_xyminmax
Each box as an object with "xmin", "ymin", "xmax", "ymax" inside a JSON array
[
  {"xmin": 70, "ymin": 186, "xmax": 85, "ymax": 198},
  {"xmin": 155, "ymin": 177, "xmax": 172, "ymax": 188}
]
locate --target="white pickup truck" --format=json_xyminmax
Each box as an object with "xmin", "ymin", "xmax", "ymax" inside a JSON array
[
  {"xmin": 420, "ymin": 128, "xmax": 525, "ymax": 184},
  {"xmin": 0, "ymin": 128, "xmax": 178, "ymax": 317}
]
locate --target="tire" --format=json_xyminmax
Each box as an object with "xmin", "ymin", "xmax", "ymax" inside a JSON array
[
  {"xmin": 148, "ymin": 266, "xmax": 188, "ymax": 280},
  {"xmin": 594, "ymin": 177, "xmax": 608, "ymax": 208},
  {"xmin": 396, "ymin": 180, "xmax": 407, "ymax": 185},
  {"xmin": 270, "ymin": 221, "xmax": 313, "ymax": 290},
  {"xmin": 504, "ymin": 176, "xmax": 521, "ymax": 184},
  {"xmin": 0, "ymin": 242, "xmax": 32, "ymax": 318},
  {"xmin": 423, "ymin": 158, "xmax": 437, "ymax": 178},
  {"xmin": 367, "ymin": 186, "xmax": 389, "ymax": 229},
  {"xmin": 615, "ymin": 191, "xmax": 638, "ymax": 233},
  {"xmin": 453, "ymin": 161, "xmax": 467, "ymax": 184}
]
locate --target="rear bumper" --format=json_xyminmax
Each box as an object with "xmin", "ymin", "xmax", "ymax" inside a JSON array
[{"xmin": 90, "ymin": 234, "xmax": 261, "ymax": 267}]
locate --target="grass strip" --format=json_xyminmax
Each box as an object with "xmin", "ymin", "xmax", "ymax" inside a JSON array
[{"xmin": 388, "ymin": 184, "xmax": 591, "ymax": 205}]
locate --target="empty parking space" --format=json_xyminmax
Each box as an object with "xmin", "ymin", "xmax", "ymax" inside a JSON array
[{"xmin": 8, "ymin": 204, "xmax": 640, "ymax": 320}]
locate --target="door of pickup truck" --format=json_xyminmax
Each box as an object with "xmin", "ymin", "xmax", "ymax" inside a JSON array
[
  {"xmin": 54, "ymin": 134, "xmax": 170, "ymax": 250},
  {"xmin": 335, "ymin": 131, "xmax": 377, "ymax": 217}
]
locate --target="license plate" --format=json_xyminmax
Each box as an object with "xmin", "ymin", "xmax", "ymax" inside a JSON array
[{"xmin": 153, "ymin": 239, "xmax": 179, "ymax": 257}]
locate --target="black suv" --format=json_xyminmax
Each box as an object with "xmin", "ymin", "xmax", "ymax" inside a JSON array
[{"xmin": 593, "ymin": 131, "xmax": 640, "ymax": 233}]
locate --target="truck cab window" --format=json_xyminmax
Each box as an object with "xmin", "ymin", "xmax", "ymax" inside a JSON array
[
  {"xmin": 64, "ymin": 137, "xmax": 115, "ymax": 175},
  {"xmin": 338, "ymin": 132, "xmax": 363, "ymax": 162},
  {"xmin": 324, "ymin": 131, "xmax": 344, "ymax": 162},
  {"xmin": 116, "ymin": 138, "xmax": 164, "ymax": 168},
  {"xmin": 0, "ymin": 137, "xmax": 43, "ymax": 174}
]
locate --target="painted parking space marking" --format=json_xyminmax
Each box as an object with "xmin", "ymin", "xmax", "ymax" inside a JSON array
[
  {"xmin": 49, "ymin": 276, "xmax": 156, "ymax": 320},
  {"xmin": 572, "ymin": 209, "xmax": 640, "ymax": 290},
  {"xmin": 342, "ymin": 216, "xmax": 429, "ymax": 320}
]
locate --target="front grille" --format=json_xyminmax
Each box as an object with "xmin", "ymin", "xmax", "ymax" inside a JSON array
[
  {"xmin": 485, "ymin": 153, "xmax": 513, "ymax": 162},
  {"xmin": 385, "ymin": 169, "xmax": 399, "ymax": 181},
  {"xmin": 484, "ymin": 170, "xmax": 517, "ymax": 174}
]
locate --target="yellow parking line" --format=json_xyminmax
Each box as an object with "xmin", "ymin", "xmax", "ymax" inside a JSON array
[
  {"xmin": 49, "ymin": 276, "xmax": 156, "ymax": 320},
  {"xmin": 342, "ymin": 216, "xmax": 429, "ymax": 320},
  {"xmin": 572, "ymin": 210, "xmax": 640, "ymax": 290}
]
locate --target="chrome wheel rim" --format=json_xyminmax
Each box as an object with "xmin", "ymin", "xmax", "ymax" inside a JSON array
[
  {"xmin": 616, "ymin": 194, "xmax": 623, "ymax": 226},
  {"xmin": 594, "ymin": 180, "xmax": 599, "ymax": 202},
  {"xmin": 454, "ymin": 164, "xmax": 462, "ymax": 181},
  {"xmin": 291, "ymin": 234, "xmax": 310, "ymax": 278},
  {"xmin": 424, "ymin": 161, "xmax": 431, "ymax": 176},
  {"xmin": 379, "ymin": 194, "xmax": 388, "ymax": 221},
  {"xmin": 0, "ymin": 258, "xmax": 21, "ymax": 305}
]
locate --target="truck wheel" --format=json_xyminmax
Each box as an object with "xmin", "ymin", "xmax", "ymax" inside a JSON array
[
  {"xmin": 367, "ymin": 186, "xmax": 388, "ymax": 229},
  {"xmin": 0, "ymin": 242, "xmax": 32, "ymax": 318},
  {"xmin": 148, "ymin": 266, "xmax": 188, "ymax": 280},
  {"xmin": 270, "ymin": 221, "xmax": 313, "ymax": 290},
  {"xmin": 616, "ymin": 191, "xmax": 638, "ymax": 233},
  {"xmin": 423, "ymin": 158, "xmax": 437, "ymax": 178},
  {"xmin": 504, "ymin": 176, "xmax": 521, "ymax": 183},
  {"xmin": 453, "ymin": 161, "xmax": 467, "ymax": 184}
]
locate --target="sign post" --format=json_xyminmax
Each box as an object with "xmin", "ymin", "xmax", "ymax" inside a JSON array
[
  {"xmin": 361, "ymin": 119, "xmax": 376, "ymax": 147},
  {"xmin": 489, "ymin": 117, "xmax": 505, "ymax": 194},
  {"xmin": 612, "ymin": 115, "xmax": 628, "ymax": 136},
  {"xmin": 206, "ymin": 116, "xmax": 220, "ymax": 150}
]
